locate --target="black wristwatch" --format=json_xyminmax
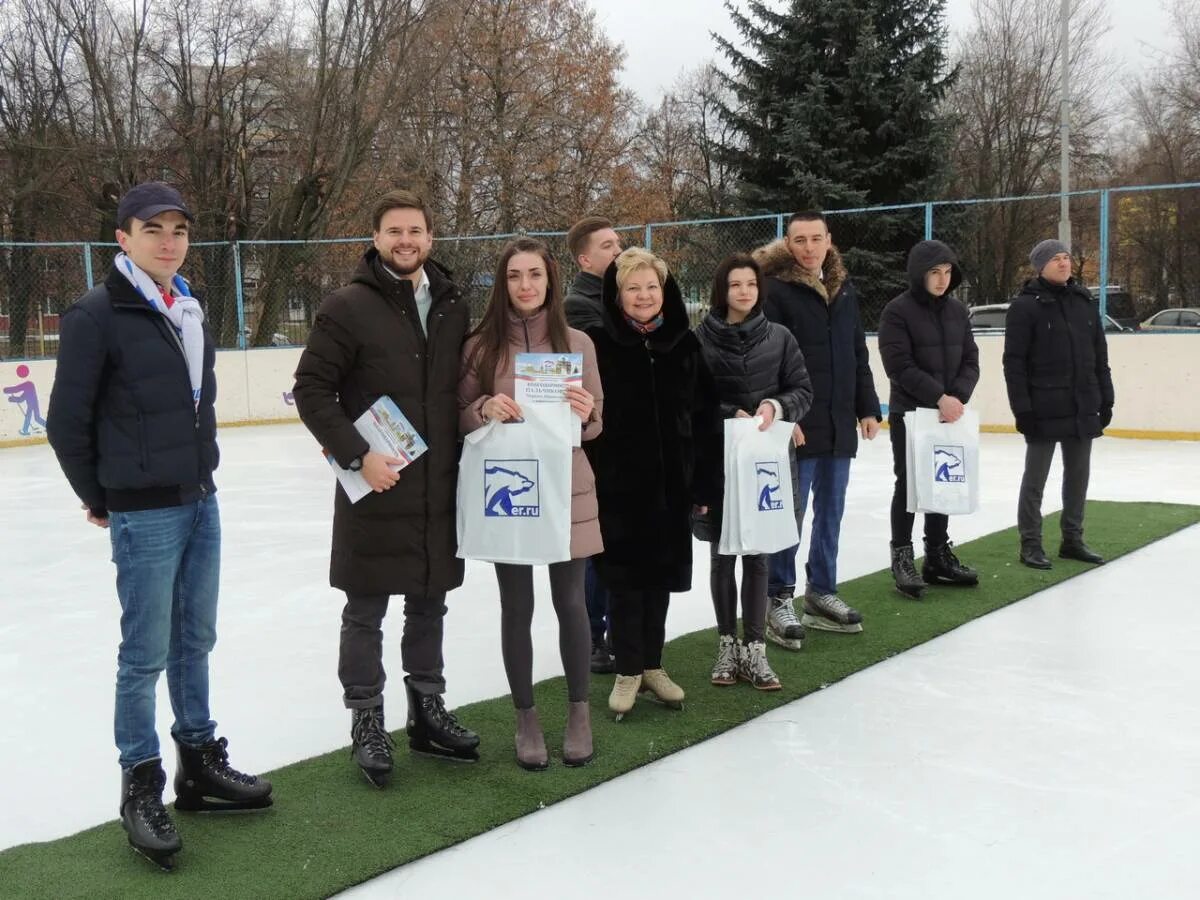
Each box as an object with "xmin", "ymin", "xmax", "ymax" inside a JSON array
[{"xmin": 348, "ymin": 454, "xmax": 364, "ymax": 472}]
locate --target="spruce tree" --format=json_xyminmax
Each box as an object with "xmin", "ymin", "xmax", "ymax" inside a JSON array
[{"xmin": 716, "ymin": 0, "xmax": 955, "ymax": 321}]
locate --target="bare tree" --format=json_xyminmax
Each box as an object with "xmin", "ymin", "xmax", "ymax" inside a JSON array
[{"xmin": 943, "ymin": 0, "xmax": 1115, "ymax": 301}]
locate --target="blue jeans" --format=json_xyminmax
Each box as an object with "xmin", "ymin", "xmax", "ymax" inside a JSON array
[
  {"xmin": 768, "ymin": 456, "xmax": 852, "ymax": 597},
  {"xmin": 109, "ymin": 496, "xmax": 220, "ymax": 770},
  {"xmin": 584, "ymin": 557, "xmax": 609, "ymax": 644}
]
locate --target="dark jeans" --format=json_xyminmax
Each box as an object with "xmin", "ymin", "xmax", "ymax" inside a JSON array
[
  {"xmin": 339, "ymin": 592, "xmax": 448, "ymax": 709},
  {"xmin": 710, "ymin": 545, "xmax": 768, "ymax": 643},
  {"xmin": 584, "ymin": 557, "xmax": 609, "ymax": 645},
  {"xmin": 1018, "ymin": 437, "xmax": 1093, "ymax": 546},
  {"xmin": 607, "ymin": 589, "xmax": 670, "ymax": 677},
  {"xmin": 889, "ymin": 412, "xmax": 949, "ymax": 549},
  {"xmin": 767, "ymin": 454, "xmax": 853, "ymax": 597},
  {"xmin": 109, "ymin": 496, "xmax": 220, "ymax": 770},
  {"xmin": 494, "ymin": 560, "xmax": 590, "ymax": 708}
]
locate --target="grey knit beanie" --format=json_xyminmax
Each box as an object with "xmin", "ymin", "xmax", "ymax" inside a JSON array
[{"xmin": 1030, "ymin": 239, "xmax": 1070, "ymax": 274}]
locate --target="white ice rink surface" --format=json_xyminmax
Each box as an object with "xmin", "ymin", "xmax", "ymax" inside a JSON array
[{"xmin": 2, "ymin": 425, "xmax": 1199, "ymax": 899}]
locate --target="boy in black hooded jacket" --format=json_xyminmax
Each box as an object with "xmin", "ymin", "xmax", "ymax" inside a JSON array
[{"xmin": 877, "ymin": 240, "xmax": 981, "ymax": 599}]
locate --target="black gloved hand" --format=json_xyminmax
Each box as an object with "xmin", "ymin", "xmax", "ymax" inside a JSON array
[
  {"xmin": 1100, "ymin": 407, "xmax": 1113, "ymax": 429},
  {"xmin": 1015, "ymin": 412, "xmax": 1037, "ymax": 435}
]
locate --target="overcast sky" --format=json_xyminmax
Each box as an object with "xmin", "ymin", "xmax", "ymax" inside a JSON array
[{"xmin": 585, "ymin": 0, "xmax": 1174, "ymax": 102}]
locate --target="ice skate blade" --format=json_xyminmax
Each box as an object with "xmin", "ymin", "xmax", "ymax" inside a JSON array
[
  {"xmin": 921, "ymin": 572, "xmax": 979, "ymax": 587},
  {"xmin": 359, "ymin": 767, "xmax": 392, "ymax": 789},
  {"xmin": 128, "ymin": 841, "xmax": 177, "ymax": 872},
  {"xmin": 408, "ymin": 738, "xmax": 480, "ymax": 763},
  {"xmin": 800, "ymin": 613, "xmax": 863, "ymax": 634},
  {"xmin": 710, "ymin": 675, "xmax": 737, "ymax": 686},
  {"xmin": 174, "ymin": 793, "xmax": 273, "ymax": 813},
  {"xmin": 893, "ymin": 584, "xmax": 925, "ymax": 600},
  {"xmin": 563, "ymin": 751, "xmax": 594, "ymax": 768},
  {"xmin": 638, "ymin": 691, "xmax": 684, "ymax": 710},
  {"xmin": 765, "ymin": 631, "xmax": 804, "ymax": 651}
]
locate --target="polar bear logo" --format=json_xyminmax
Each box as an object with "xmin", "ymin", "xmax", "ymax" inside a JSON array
[
  {"xmin": 484, "ymin": 462, "xmax": 538, "ymax": 516},
  {"xmin": 933, "ymin": 446, "xmax": 965, "ymax": 483},
  {"xmin": 755, "ymin": 462, "xmax": 783, "ymax": 511}
]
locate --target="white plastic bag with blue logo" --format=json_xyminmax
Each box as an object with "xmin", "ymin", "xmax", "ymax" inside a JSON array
[
  {"xmin": 718, "ymin": 417, "xmax": 800, "ymax": 556},
  {"xmin": 456, "ymin": 402, "xmax": 574, "ymax": 565},
  {"xmin": 905, "ymin": 406, "xmax": 980, "ymax": 516}
]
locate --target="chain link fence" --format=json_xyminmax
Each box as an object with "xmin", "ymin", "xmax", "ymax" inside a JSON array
[{"xmin": 3, "ymin": 184, "xmax": 1199, "ymax": 359}]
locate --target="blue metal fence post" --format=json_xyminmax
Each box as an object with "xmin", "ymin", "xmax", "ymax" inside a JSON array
[
  {"xmin": 1098, "ymin": 189, "xmax": 1110, "ymax": 320},
  {"xmin": 644, "ymin": 223, "xmax": 652, "ymax": 250},
  {"xmin": 82, "ymin": 244, "xmax": 94, "ymax": 289},
  {"xmin": 776, "ymin": 214, "xmax": 785, "ymax": 239},
  {"xmin": 233, "ymin": 241, "xmax": 247, "ymax": 350},
  {"xmin": 924, "ymin": 203, "xmax": 934, "ymax": 241}
]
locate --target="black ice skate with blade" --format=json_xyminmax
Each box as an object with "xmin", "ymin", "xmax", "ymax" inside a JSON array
[
  {"xmin": 350, "ymin": 706, "xmax": 395, "ymax": 788},
  {"xmin": 404, "ymin": 676, "xmax": 480, "ymax": 762},
  {"xmin": 173, "ymin": 736, "xmax": 273, "ymax": 812},
  {"xmin": 121, "ymin": 760, "xmax": 181, "ymax": 871}
]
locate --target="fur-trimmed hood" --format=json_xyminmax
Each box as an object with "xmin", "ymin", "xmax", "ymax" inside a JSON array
[{"xmin": 752, "ymin": 239, "xmax": 848, "ymax": 303}]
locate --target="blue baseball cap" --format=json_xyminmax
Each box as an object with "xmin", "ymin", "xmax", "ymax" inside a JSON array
[{"xmin": 117, "ymin": 182, "xmax": 194, "ymax": 226}]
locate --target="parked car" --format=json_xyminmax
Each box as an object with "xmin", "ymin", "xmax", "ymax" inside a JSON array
[
  {"xmin": 967, "ymin": 303, "xmax": 1130, "ymax": 334},
  {"xmin": 1139, "ymin": 308, "xmax": 1200, "ymax": 332}
]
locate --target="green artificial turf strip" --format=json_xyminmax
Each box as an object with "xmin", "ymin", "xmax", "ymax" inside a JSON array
[{"xmin": 3, "ymin": 500, "xmax": 1197, "ymax": 899}]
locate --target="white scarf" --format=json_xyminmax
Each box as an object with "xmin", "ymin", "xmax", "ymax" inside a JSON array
[{"xmin": 115, "ymin": 253, "xmax": 205, "ymax": 409}]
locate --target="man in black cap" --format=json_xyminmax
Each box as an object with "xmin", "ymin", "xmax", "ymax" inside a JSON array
[
  {"xmin": 47, "ymin": 182, "xmax": 271, "ymax": 871},
  {"xmin": 1003, "ymin": 239, "xmax": 1114, "ymax": 569}
]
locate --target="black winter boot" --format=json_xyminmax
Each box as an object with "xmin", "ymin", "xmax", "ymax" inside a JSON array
[
  {"xmin": 173, "ymin": 736, "xmax": 273, "ymax": 812},
  {"xmin": 1060, "ymin": 539, "xmax": 1104, "ymax": 564},
  {"xmin": 404, "ymin": 676, "xmax": 480, "ymax": 762},
  {"xmin": 350, "ymin": 706, "xmax": 395, "ymax": 788},
  {"xmin": 589, "ymin": 637, "xmax": 614, "ymax": 674},
  {"xmin": 121, "ymin": 759, "xmax": 181, "ymax": 870},
  {"xmin": 922, "ymin": 541, "xmax": 979, "ymax": 586},
  {"xmin": 1020, "ymin": 542, "xmax": 1052, "ymax": 569},
  {"xmin": 890, "ymin": 544, "xmax": 927, "ymax": 599}
]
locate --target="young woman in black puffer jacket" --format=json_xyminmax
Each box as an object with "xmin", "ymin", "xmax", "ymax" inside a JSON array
[{"xmin": 693, "ymin": 254, "xmax": 813, "ymax": 691}]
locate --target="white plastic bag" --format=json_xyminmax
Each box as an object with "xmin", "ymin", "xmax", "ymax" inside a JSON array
[
  {"xmin": 457, "ymin": 402, "xmax": 574, "ymax": 564},
  {"xmin": 718, "ymin": 416, "xmax": 800, "ymax": 556},
  {"xmin": 905, "ymin": 406, "xmax": 980, "ymax": 516}
]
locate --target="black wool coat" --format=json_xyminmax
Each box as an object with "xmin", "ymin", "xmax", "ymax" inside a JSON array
[
  {"xmin": 564, "ymin": 270, "xmax": 605, "ymax": 332},
  {"xmin": 691, "ymin": 309, "xmax": 813, "ymax": 542},
  {"xmin": 1002, "ymin": 277, "xmax": 1115, "ymax": 441},
  {"xmin": 582, "ymin": 263, "xmax": 720, "ymax": 593},
  {"xmin": 878, "ymin": 240, "xmax": 980, "ymax": 415},
  {"xmin": 754, "ymin": 240, "xmax": 881, "ymax": 458},
  {"xmin": 293, "ymin": 249, "xmax": 469, "ymax": 596},
  {"xmin": 47, "ymin": 267, "xmax": 219, "ymax": 518}
]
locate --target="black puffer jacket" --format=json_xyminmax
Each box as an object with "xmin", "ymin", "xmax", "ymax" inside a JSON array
[
  {"xmin": 582, "ymin": 262, "xmax": 720, "ymax": 593},
  {"xmin": 691, "ymin": 309, "xmax": 813, "ymax": 542},
  {"xmin": 754, "ymin": 240, "xmax": 881, "ymax": 457},
  {"xmin": 47, "ymin": 267, "xmax": 219, "ymax": 518},
  {"xmin": 293, "ymin": 249, "xmax": 469, "ymax": 596},
  {"xmin": 563, "ymin": 270, "xmax": 604, "ymax": 332},
  {"xmin": 878, "ymin": 240, "xmax": 980, "ymax": 414},
  {"xmin": 1002, "ymin": 277, "xmax": 1114, "ymax": 440}
]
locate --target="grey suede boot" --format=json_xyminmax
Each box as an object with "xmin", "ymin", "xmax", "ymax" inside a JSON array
[
  {"xmin": 562, "ymin": 701, "xmax": 594, "ymax": 767},
  {"xmin": 514, "ymin": 707, "xmax": 549, "ymax": 771}
]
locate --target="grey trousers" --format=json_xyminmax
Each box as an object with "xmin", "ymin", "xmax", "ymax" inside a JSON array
[
  {"xmin": 1017, "ymin": 438, "xmax": 1093, "ymax": 547},
  {"xmin": 339, "ymin": 593, "xmax": 447, "ymax": 709},
  {"xmin": 710, "ymin": 544, "xmax": 768, "ymax": 643}
]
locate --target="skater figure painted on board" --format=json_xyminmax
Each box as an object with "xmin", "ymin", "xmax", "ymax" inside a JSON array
[
  {"xmin": 3, "ymin": 364, "xmax": 47, "ymax": 435},
  {"xmin": 45, "ymin": 182, "xmax": 271, "ymax": 871}
]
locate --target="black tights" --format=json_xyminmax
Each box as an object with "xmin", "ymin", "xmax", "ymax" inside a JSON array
[
  {"xmin": 494, "ymin": 560, "xmax": 590, "ymax": 708},
  {"xmin": 709, "ymin": 544, "xmax": 768, "ymax": 643}
]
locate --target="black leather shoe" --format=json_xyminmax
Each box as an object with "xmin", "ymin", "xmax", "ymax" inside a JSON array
[
  {"xmin": 1020, "ymin": 545, "xmax": 1052, "ymax": 570},
  {"xmin": 1060, "ymin": 541, "xmax": 1104, "ymax": 564}
]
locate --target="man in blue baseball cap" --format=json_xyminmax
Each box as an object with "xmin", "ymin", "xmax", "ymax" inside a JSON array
[{"xmin": 47, "ymin": 182, "xmax": 271, "ymax": 870}]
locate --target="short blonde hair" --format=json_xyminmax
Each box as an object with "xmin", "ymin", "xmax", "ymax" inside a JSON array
[{"xmin": 614, "ymin": 247, "xmax": 668, "ymax": 291}]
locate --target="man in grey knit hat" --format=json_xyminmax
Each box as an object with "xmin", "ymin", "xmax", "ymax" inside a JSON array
[{"xmin": 1002, "ymin": 240, "xmax": 1114, "ymax": 569}]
